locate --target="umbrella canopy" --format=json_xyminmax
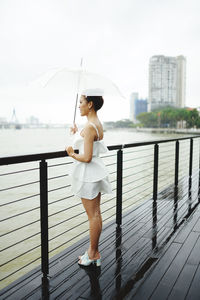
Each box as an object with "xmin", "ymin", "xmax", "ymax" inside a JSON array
[
  {"xmin": 30, "ymin": 68, "xmax": 124, "ymax": 98},
  {"xmin": 29, "ymin": 67, "xmax": 125, "ymax": 123}
]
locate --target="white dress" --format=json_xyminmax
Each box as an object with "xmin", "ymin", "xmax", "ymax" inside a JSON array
[{"xmin": 71, "ymin": 123, "xmax": 112, "ymax": 200}]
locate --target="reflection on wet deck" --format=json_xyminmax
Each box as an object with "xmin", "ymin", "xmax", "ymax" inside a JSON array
[
  {"xmin": 126, "ymin": 204, "xmax": 200, "ymax": 300},
  {"xmin": 1, "ymin": 175, "xmax": 200, "ymax": 299}
]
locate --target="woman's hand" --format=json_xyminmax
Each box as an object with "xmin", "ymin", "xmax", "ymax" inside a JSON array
[
  {"xmin": 66, "ymin": 146, "xmax": 74, "ymax": 157},
  {"xmin": 70, "ymin": 123, "xmax": 78, "ymax": 135}
]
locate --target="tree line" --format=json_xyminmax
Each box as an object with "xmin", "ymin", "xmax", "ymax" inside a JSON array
[
  {"xmin": 136, "ymin": 107, "xmax": 200, "ymax": 128},
  {"xmin": 104, "ymin": 107, "xmax": 200, "ymax": 129}
]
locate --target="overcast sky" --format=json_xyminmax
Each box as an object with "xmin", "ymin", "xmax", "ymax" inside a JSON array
[{"xmin": 0, "ymin": 0, "xmax": 200, "ymax": 123}]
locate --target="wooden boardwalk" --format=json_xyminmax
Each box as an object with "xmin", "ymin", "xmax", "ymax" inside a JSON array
[
  {"xmin": 1, "ymin": 182, "xmax": 200, "ymax": 300},
  {"xmin": 126, "ymin": 204, "xmax": 200, "ymax": 300}
]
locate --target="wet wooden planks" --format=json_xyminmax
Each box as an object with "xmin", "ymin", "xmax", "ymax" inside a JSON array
[{"xmin": 127, "ymin": 205, "xmax": 200, "ymax": 300}]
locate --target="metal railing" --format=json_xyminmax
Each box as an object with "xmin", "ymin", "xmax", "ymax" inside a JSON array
[{"xmin": 0, "ymin": 135, "xmax": 200, "ymax": 291}]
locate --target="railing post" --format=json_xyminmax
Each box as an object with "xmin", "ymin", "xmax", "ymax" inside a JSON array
[
  {"xmin": 153, "ymin": 144, "xmax": 159, "ymax": 201},
  {"xmin": 116, "ymin": 149, "xmax": 123, "ymax": 227},
  {"xmin": 40, "ymin": 159, "xmax": 49, "ymax": 278},
  {"xmin": 152, "ymin": 144, "xmax": 159, "ymax": 250},
  {"xmin": 174, "ymin": 140, "xmax": 179, "ymax": 230},
  {"xmin": 175, "ymin": 140, "xmax": 179, "ymax": 187},
  {"xmin": 188, "ymin": 138, "xmax": 193, "ymax": 213},
  {"xmin": 189, "ymin": 138, "xmax": 193, "ymax": 188}
]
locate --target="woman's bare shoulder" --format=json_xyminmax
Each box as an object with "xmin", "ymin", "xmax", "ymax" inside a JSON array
[
  {"xmin": 84, "ymin": 121, "xmax": 103, "ymax": 140},
  {"xmin": 82, "ymin": 122, "xmax": 96, "ymax": 136}
]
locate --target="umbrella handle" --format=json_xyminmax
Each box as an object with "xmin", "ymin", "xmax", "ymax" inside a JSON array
[
  {"xmin": 73, "ymin": 58, "xmax": 83, "ymax": 124},
  {"xmin": 73, "ymin": 93, "xmax": 79, "ymax": 125}
]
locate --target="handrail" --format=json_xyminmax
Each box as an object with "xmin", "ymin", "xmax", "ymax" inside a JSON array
[{"xmin": 0, "ymin": 135, "xmax": 200, "ymax": 166}]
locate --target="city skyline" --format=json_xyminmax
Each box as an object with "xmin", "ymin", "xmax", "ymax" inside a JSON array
[{"xmin": 0, "ymin": 0, "xmax": 200, "ymax": 123}]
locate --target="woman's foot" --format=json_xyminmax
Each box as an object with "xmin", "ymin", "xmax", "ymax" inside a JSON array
[
  {"xmin": 88, "ymin": 249, "xmax": 101, "ymax": 260},
  {"xmin": 78, "ymin": 251, "xmax": 101, "ymax": 266},
  {"xmin": 79, "ymin": 249, "xmax": 100, "ymax": 261}
]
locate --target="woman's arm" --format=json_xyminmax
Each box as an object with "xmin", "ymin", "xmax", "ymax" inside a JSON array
[{"xmin": 66, "ymin": 125, "xmax": 95, "ymax": 163}]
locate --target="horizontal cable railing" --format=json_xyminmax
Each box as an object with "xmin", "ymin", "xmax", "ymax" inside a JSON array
[{"xmin": 0, "ymin": 135, "xmax": 200, "ymax": 293}]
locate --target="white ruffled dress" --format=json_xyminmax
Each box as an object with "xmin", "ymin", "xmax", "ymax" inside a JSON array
[{"xmin": 71, "ymin": 125, "xmax": 112, "ymax": 200}]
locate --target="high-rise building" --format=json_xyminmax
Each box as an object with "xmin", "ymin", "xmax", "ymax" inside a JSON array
[
  {"xmin": 149, "ymin": 55, "xmax": 186, "ymax": 111},
  {"xmin": 176, "ymin": 55, "xmax": 186, "ymax": 108},
  {"xmin": 129, "ymin": 93, "xmax": 138, "ymax": 122},
  {"xmin": 134, "ymin": 98, "xmax": 148, "ymax": 122},
  {"xmin": 129, "ymin": 93, "xmax": 148, "ymax": 122}
]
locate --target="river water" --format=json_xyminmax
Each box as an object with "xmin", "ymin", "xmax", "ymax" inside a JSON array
[
  {"xmin": 0, "ymin": 128, "xmax": 196, "ymax": 289},
  {"xmin": 0, "ymin": 127, "xmax": 180, "ymax": 157}
]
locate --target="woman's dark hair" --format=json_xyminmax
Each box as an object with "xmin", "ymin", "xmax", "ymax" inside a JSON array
[{"xmin": 86, "ymin": 96, "xmax": 104, "ymax": 111}]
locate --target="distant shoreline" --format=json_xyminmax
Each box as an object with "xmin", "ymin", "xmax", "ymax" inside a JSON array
[
  {"xmin": 1, "ymin": 126, "xmax": 200, "ymax": 136},
  {"xmin": 135, "ymin": 127, "xmax": 200, "ymax": 135}
]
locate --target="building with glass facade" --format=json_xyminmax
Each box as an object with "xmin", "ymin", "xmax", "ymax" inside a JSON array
[{"xmin": 129, "ymin": 93, "xmax": 148, "ymax": 122}]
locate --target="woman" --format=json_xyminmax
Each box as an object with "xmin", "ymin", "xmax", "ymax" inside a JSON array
[{"xmin": 66, "ymin": 89, "xmax": 112, "ymax": 267}]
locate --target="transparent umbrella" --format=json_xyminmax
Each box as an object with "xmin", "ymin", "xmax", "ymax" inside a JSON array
[{"xmin": 30, "ymin": 67, "xmax": 125, "ymax": 123}]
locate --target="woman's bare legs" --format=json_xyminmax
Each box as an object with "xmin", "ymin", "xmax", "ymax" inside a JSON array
[{"xmin": 80, "ymin": 193, "xmax": 102, "ymax": 261}]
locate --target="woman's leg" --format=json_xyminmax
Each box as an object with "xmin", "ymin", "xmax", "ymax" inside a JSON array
[{"xmin": 80, "ymin": 193, "xmax": 102, "ymax": 260}]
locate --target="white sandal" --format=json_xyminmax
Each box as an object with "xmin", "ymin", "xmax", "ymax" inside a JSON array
[{"xmin": 78, "ymin": 251, "xmax": 101, "ymax": 267}]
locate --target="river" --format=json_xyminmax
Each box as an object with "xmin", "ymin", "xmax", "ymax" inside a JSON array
[{"xmin": 0, "ymin": 127, "xmax": 185, "ymax": 157}]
